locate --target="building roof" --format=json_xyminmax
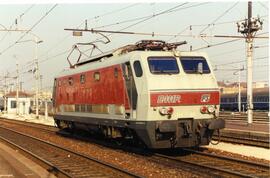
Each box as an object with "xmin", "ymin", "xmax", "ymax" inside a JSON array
[{"xmin": 5, "ymin": 91, "xmax": 33, "ymax": 98}]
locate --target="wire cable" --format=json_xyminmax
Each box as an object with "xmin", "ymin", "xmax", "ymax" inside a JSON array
[
  {"xmin": 258, "ymin": 2, "xmax": 269, "ymax": 10},
  {"xmin": 199, "ymin": 2, "xmax": 239, "ymax": 34},
  {"xmin": 193, "ymin": 32, "xmax": 268, "ymax": 51},
  {"xmin": 42, "ymin": 3, "xmax": 140, "ymax": 57},
  {"xmin": 215, "ymin": 56, "xmax": 268, "ymax": 66},
  {"xmin": 0, "ymin": 4, "xmax": 58, "ymax": 56},
  {"xmin": 0, "ymin": 4, "xmax": 35, "ymax": 43}
]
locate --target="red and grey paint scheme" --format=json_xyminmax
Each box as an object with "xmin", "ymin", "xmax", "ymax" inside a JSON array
[{"xmin": 53, "ymin": 41, "xmax": 225, "ymax": 149}]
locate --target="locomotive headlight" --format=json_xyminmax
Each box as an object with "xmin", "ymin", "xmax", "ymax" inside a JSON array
[
  {"xmin": 207, "ymin": 105, "xmax": 215, "ymax": 113},
  {"xmin": 159, "ymin": 107, "xmax": 174, "ymax": 115},
  {"xmin": 159, "ymin": 107, "xmax": 168, "ymax": 115}
]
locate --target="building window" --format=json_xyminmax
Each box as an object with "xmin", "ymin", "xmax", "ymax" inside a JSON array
[
  {"xmin": 80, "ymin": 74, "xmax": 86, "ymax": 84},
  {"xmin": 133, "ymin": 60, "xmax": 143, "ymax": 77},
  {"xmin": 11, "ymin": 100, "xmax": 17, "ymax": 108},
  {"xmin": 94, "ymin": 72, "xmax": 100, "ymax": 81}
]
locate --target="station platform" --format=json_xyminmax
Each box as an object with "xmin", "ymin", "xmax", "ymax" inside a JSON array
[{"xmin": 0, "ymin": 141, "xmax": 56, "ymax": 178}]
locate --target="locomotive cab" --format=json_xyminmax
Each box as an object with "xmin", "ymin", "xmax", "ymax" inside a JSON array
[{"xmin": 125, "ymin": 51, "xmax": 225, "ymax": 148}]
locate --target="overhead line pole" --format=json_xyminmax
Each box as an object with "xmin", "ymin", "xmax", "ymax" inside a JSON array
[
  {"xmin": 237, "ymin": 1, "xmax": 263, "ymax": 124},
  {"xmin": 247, "ymin": 2, "xmax": 253, "ymax": 124},
  {"xmin": 4, "ymin": 73, "xmax": 8, "ymax": 112},
  {"xmin": 16, "ymin": 61, "xmax": 19, "ymax": 115},
  {"xmin": 35, "ymin": 36, "xmax": 40, "ymax": 119}
]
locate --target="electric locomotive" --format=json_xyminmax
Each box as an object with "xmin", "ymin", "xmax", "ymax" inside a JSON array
[{"xmin": 53, "ymin": 40, "xmax": 225, "ymax": 149}]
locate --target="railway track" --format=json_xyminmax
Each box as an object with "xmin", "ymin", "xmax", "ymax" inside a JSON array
[
  {"xmin": 0, "ymin": 118, "xmax": 269, "ymax": 177},
  {"xmin": 0, "ymin": 126, "xmax": 141, "ymax": 178},
  {"xmin": 2, "ymin": 117, "xmax": 269, "ymax": 149},
  {"xmin": 219, "ymin": 112, "xmax": 270, "ymax": 123},
  {"xmin": 213, "ymin": 131, "xmax": 270, "ymax": 149},
  {"xmin": 154, "ymin": 149, "xmax": 270, "ymax": 178},
  {"xmin": 0, "ymin": 117, "xmax": 58, "ymax": 133}
]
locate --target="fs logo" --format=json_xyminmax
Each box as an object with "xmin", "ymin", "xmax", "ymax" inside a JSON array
[
  {"xmin": 201, "ymin": 94, "xmax": 210, "ymax": 102},
  {"xmin": 157, "ymin": 95, "xmax": 181, "ymax": 104}
]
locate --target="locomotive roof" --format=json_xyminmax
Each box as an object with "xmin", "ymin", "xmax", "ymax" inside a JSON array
[
  {"xmin": 75, "ymin": 40, "xmax": 187, "ymax": 67},
  {"xmin": 56, "ymin": 40, "xmax": 211, "ymax": 78}
]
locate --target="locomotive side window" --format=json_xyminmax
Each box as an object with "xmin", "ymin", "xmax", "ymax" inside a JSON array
[
  {"xmin": 180, "ymin": 57, "xmax": 210, "ymax": 74},
  {"xmin": 68, "ymin": 77, "xmax": 74, "ymax": 85},
  {"xmin": 133, "ymin": 61, "xmax": 143, "ymax": 77},
  {"xmin": 148, "ymin": 57, "xmax": 179, "ymax": 74},
  {"xmin": 94, "ymin": 72, "xmax": 100, "ymax": 81},
  {"xmin": 80, "ymin": 74, "xmax": 86, "ymax": 84},
  {"xmin": 114, "ymin": 68, "xmax": 118, "ymax": 78}
]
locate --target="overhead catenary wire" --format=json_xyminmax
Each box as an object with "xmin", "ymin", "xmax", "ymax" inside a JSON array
[
  {"xmin": 33, "ymin": 2, "xmax": 211, "ymax": 66},
  {"xmin": 215, "ymin": 56, "xmax": 268, "ymax": 67},
  {"xmin": 0, "ymin": 4, "xmax": 58, "ymax": 56},
  {"xmin": 9, "ymin": 4, "xmax": 141, "ymax": 78},
  {"xmin": 193, "ymin": 32, "xmax": 268, "ymax": 51},
  {"xmin": 167, "ymin": 15, "xmax": 268, "ymax": 42},
  {"xmin": 210, "ymin": 47, "xmax": 246, "ymax": 57},
  {"xmin": 81, "ymin": 3, "xmax": 212, "ymax": 55},
  {"xmin": 87, "ymin": 3, "xmax": 141, "ymax": 24},
  {"xmin": 199, "ymin": 2, "xmax": 239, "ymax": 34},
  {"xmin": 0, "ymin": 4, "xmax": 58, "ymax": 82},
  {"xmin": 93, "ymin": 2, "xmax": 210, "ymax": 30},
  {"xmin": 214, "ymin": 64, "xmax": 268, "ymax": 72},
  {"xmin": 23, "ymin": 2, "xmax": 210, "ymax": 76},
  {"xmin": 258, "ymin": 2, "xmax": 268, "ymax": 11},
  {"xmin": 193, "ymin": 38, "xmax": 241, "ymax": 51},
  {"xmin": 41, "ymin": 3, "xmax": 140, "ymax": 58},
  {"xmin": 105, "ymin": 2, "xmax": 189, "ymax": 35},
  {"xmin": 54, "ymin": 3, "xmax": 190, "ymax": 61},
  {"xmin": 0, "ymin": 4, "xmax": 35, "ymax": 43}
]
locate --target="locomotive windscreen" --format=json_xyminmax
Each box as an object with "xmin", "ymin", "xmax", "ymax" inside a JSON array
[
  {"xmin": 180, "ymin": 56, "xmax": 210, "ymax": 74},
  {"xmin": 148, "ymin": 57, "xmax": 179, "ymax": 74}
]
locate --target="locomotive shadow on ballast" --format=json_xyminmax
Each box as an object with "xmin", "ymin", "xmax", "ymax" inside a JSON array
[{"xmin": 52, "ymin": 40, "xmax": 225, "ymax": 149}]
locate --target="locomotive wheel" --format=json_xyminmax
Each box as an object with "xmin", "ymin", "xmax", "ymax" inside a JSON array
[{"xmin": 55, "ymin": 120, "xmax": 63, "ymax": 129}]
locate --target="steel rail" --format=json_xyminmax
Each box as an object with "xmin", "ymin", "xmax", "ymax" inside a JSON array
[
  {"xmin": 0, "ymin": 135, "xmax": 72, "ymax": 178},
  {"xmin": 212, "ymin": 135, "xmax": 269, "ymax": 148},
  {"xmin": 0, "ymin": 126, "xmax": 142, "ymax": 178},
  {"xmin": 153, "ymin": 148, "xmax": 270, "ymax": 178},
  {"xmin": 0, "ymin": 117, "xmax": 58, "ymax": 133},
  {"xmin": 1, "ymin": 117, "xmax": 269, "ymax": 177},
  {"xmin": 154, "ymin": 153, "xmax": 253, "ymax": 178},
  {"xmin": 183, "ymin": 148, "xmax": 270, "ymax": 169}
]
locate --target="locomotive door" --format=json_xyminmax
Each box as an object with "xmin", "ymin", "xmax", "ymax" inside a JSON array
[{"xmin": 122, "ymin": 62, "xmax": 138, "ymax": 119}]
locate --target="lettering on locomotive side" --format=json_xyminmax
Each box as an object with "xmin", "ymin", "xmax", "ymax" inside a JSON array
[{"xmin": 157, "ymin": 95, "xmax": 181, "ymax": 104}]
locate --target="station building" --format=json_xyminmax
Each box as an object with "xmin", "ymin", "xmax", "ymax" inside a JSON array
[{"xmin": 5, "ymin": 91, "xmax": 33, "ymax": 115}]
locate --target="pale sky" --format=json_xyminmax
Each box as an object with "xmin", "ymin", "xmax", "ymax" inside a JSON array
[{"xmin": 0, "ymin": 1, "xmax": 268, "ymax": 92}]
